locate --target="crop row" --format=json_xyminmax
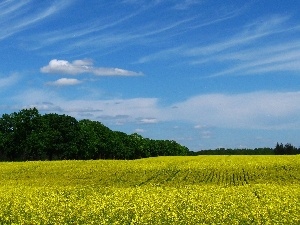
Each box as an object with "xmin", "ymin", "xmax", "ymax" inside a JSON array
[{"xmin": 0, "ymin": 156, "xmax": 299, "ymax": 187}]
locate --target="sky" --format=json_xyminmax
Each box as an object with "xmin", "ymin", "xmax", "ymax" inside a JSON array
[{"xmin": 1, "ymin": 0, "xmax": 300, "ymax": 151}]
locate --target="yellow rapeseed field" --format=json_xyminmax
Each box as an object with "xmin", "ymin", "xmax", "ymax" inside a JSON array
[{"xmin": 0, "ymin": 156, "xmax": 299, "ymax": 224}]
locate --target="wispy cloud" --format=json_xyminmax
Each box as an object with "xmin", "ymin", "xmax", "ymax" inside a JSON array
[
  {"xmin": 24, "ymin": 1, "xmax": 244, "ymax": 56},
  {"xmin": 41, "ymin": 59, "xmax": 143, "ymax": 76},
  {"xmin": 27, "ymin": 17, "xmax": 198, "ymax": 55},
  {"xmin": 135, "ymin": 47, "xmax": 185, "ymax": 64},
  {"xmin": 145, "ymin": 14, "xmax": 300, "ymax": 77},
  {"xmin": 186, "ymin": 15, "xmax": 292, "ymax": 57},
  {"xmin": 0, "ymin": 1, "xmax": 30, "ymax": 18},
  {"xmin": 134, "ymin": 5, "xmax": 249, "ymax": 64},
  {"xmin": 184, "ymin": 15, "xmax": 300, "ymax": 77},
  {"xmin": 173, "ymin": 0, "xmax": 204, "ymax": 10},
  {"xmin": 207, "ymin": 44, "xmax": 300, "ymax": 77},
  {"xmin": 123, "ymin": 0, "xmax": 203, "ymax": 10},
  {"xmin": 0, "ymin": 1, "xmax": 71, "ymax": 40},
  {"xmin": 0, "ymin": 73, "xmax": 19, "ymax": 89},
  {"xmin": 27, "ymin": 6, "xmax": 148, "ymax": 51}
]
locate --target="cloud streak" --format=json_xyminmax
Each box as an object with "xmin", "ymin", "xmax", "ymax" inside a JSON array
[
  {"xmin": 186, "ymin": 15, "xmax": 292, "ymax": 57},
  {"xmin": 0, "ymin": 1, "xmax": 71, "ymax": 40},
  {"xmin": 188, "ymin": 15, "xmax": 300, "ymax": 77},
  {"xmin": 23, "ymin": 1, "xmax": 244, "ymax": 56},
  {"xmin": 173, "ymin": 0, "xmax": 204, "ymax": 10},
  {"xmin": 136, "ymin": 14, "xmax": 300, "ymax": 77},
  {"xmin": 41, "ymin": 59, "xmax": 143, "ymax": 76}
]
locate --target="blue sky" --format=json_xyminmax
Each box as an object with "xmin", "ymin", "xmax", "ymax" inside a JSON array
[{"xmin": 1, "ymin": 0, "xmax": 300, "ymax": 151}]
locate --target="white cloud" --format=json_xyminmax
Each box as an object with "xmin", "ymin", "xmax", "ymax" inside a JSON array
[
  {"xmin": 93, "ymin": 68, "xmax": 142, "ymax": 76},
  {"xmin": 138, "ymin": 118, "xmax": 159, "ymax": 124},
  {"xmin": 11, "ymin": 87, "xmax": 300, "ymax": 130},
  {"xmin": 40, "ymin": 59, "xmax": 92, "ymax": 75},
  {"xmin": 0, "ymin": 74, "xmax": 19, "ymax": 89},
  {"xmin": 168, "ymin": 91, "xmax": 300, "ymax": 129},
  {"xmin": 47, "ymin": 78, "xmax": 82, "ymax": 86},
  {"xmin": 41, "ymin": 59, "xmax": 143, "ymax": 76},
  {"xmin": 15, "ymin": 91, "xmax": 160, "ymax": 122},
  {"xmin": 194, "ymin": 125, "xmax": 208, "ymax": 129}
]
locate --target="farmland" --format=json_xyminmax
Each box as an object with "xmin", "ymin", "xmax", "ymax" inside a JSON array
[{"xmin": 0, "ymin": 155, "xmax": 299, "ymax": 224}]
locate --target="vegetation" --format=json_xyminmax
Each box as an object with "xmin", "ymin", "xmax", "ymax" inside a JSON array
[
  {"xmin": 0, "ymin": 108, "xmax": 298, "ymax": 162},
  {"xmin": 0, "ymin": 156, "xmax": 299, "ymax": 224},
  {"xmin": 190, "ymin": 143, "xmax": 300, "ymax": 155},
  {"xmin": 0, "ymin": 108, "xmax": 189, "ymax": 161}
]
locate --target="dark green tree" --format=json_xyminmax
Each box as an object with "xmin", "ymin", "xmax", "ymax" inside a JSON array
[
  {"xmin": 0, "ymin": 108, "xmax": 190, "ymax": 161},
  {"xmin": 274, "ymin": 142, "xmax": 284, "ymax": 155},
  {"xmin": 284, "ymin": 143, "xmax": 298, "ymax": 155},
  {"xmin": 78, "ymin": 119, "xmax": 113, "ymax": 159},
  {"xmin": 129, "ymin": 133, "xmax": 149, "ymax": 159},
  {"xmin": 0, "ymin": 108, "xmax": 41, "ymax": 160},
  {"xmin": 41, "ymin": 113, "xmax": 80, "ymax": 160}
]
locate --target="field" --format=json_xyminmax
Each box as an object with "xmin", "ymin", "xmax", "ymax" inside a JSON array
[{"xmin": 0, "ymin": 156, "xmax": 299, "ymax": 224}]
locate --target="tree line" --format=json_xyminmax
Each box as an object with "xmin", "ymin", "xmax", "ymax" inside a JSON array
[
  {"xmin": 189, "ymin": 143, "xmax": 300, "ymax": 156},
  {"xmin": 0, "ymin": 108, "xmax": 189, "ymax": 161},
  {"xmin": 1, "ymin": 108, "xmax": 298, "ymax": 161}
]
